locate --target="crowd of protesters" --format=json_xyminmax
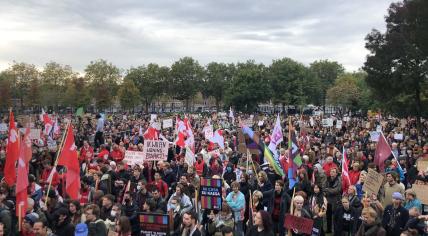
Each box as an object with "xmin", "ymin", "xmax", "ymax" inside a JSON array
[{"xmin": 0, "ymin": 111, "xmax": 427, "ymax": 236}]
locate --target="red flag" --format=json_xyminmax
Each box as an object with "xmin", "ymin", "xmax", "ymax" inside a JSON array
[
  {"xmin": 374, "ymin": 133, "xmax": 392, "ymax": 172},
  {"xmin": 16, "ymin": 128, "xmax": 31, "ymax": 219},
  {"xmin": 57, "ymin": 125, "xmax": 80, "ymax": 200},
  {"xmin": 342, "ymin": 148, "xmax": 351, "ymax": 193},
  {"xmin": 41, "ymin": 109, "xmax": 53, "ymax": 135},
  {"xmin": 175, "ymin": 132, "xmax": 186, "ymax": 148},
  {"xmin": 143, "ymin": 127, "xmax": 159, "ymax": 140},
  {"xmin": 4, "ymin": 111, "xmax": 20, "ymax": 187}
]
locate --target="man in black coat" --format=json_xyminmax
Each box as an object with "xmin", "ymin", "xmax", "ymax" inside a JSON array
[{"xmin": 382, "ymin": 192, "xmax": 409, "ymax": 236}]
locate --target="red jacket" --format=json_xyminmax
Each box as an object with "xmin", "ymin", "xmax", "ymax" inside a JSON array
[
  {"xmin": 153, "ymin": 180, "xmax": 169, "ymax": 198},
  {"xmin": 40, "ymin": 167, "xmax": 60, "ymax": 188},
  {"xmin": 98, "ymin": 149, "xmax": 110, "ymax": 162},
  {"xmin": 79, "ymin": 146, "xmax": 94, "ymax": 163},
  {"xmin": 348, "ymin": 170, "xmax": 360, "ymax": 185},
  {"xmin": 110, "ymin": 149, "xmax": 124, "ymax": 162}
]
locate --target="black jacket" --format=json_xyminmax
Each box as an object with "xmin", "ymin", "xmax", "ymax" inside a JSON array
[
  {"xmin": 382, "ymin": 205, "xmax": 409, "ymax": 236},
  {"xmin": 333, "ymin": 206, "xmax": 359, "ymax": 236},
  {"xmin": 54, "ymin": 218, "xmax": 75, "ymax": 236},
  {"xmin": 87, "ymin": 219, "xmax": 108, "ymax": 236}
]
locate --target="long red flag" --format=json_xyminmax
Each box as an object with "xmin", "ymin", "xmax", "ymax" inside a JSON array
[
  {"xmin": 57, "ymin": 124, "xmax": 80, "ymax": 200},
  {"xmin": 374, "ymin": 133, "xmax": 392, "ymax": 172},
  {"xmin": 16, "ymin": 127, "xmax": 31, "ymax": 219},
  {"xmin": 4, "ymin": 111, "xmax": 19, "ymax": 187}
]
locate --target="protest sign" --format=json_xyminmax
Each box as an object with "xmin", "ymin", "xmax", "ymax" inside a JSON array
[
  {"xmin": 162, "ymin": 119, "xmax": 173, "ymax": 129},
  {"xmin": 150, "ymin": 114, "xmax": 157, "ymax": 122},
  {"xmin": 0, "ymin": 123, "xmax": 7, "ymax": 132},
  {"xmin": 243, "ymin": 119, "xmax": 253, "ymax": 127},
  {"xmin": 152, "ymin": 122, "xmax": 161, "ymax": 131},
  {"xmin": 200, "ymin": 178, "xmax": 222, "ymax": 210},
  {"xmin": 284, "ymin": 214, "xmax": 314, "ymax": 235},
  {"xmin": 124, "ymin": 150, "xmax": 145, "ymax": 165},
  {"xmin": 322, "ymin": 118, "xmax": 333, "ymax": 127},
  {"xmin": 19, "ymin": 128, "xmax": 41, "ymax": 140},
  {"xmin": 336, "ymin": 120, "xmax": 342, "ymax": 129},
  {"xmin": 412, "ymin": 182, "xmax": 428, "ymax": 205},
  {"xmin": 142, "ymin": 140, "xmax": 168, "ymax": 161},
  {"xmin": 394, "ymin": 133, "xmax": 404, "ymax": 140},
  {"xmin": 139, "ymin": 213, "xmax": 169, "ymax": 236},
  {"xmin": 370, "ymin": 131, "xmax": 380, "ymax": 142},
  {"xmin": 258, "ymin": 120, "xmax": 264, "ymax": 126},
  {"xmin": 363, "ymin": 169, "xmax": 384, "ymax": 196},
  {"xmin": 238, "ymin": 143, "xmax": 247, "ymax": 154},
  {"xmin": 376, "ymin": 125, "xmax": 382, "ymax": 132},
  {"xmin": 417, "ymin": 159, "xmax": 428, "ymax": 172}
]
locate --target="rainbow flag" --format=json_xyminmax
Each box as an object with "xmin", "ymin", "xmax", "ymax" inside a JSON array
[
  {"xmin": 139, "ymin": 214, "xmax": 168, "ymax": 225},
  {"xmin": 264, "ymin": 145, "xmax": 285, "ymax": 177}
]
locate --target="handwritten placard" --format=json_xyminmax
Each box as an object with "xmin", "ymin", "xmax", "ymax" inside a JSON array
[
  {"xmin": 124, "ymin": 150, "xmax": 145, "ymax": 165},
  {"xmin": 142, "ymin": 140, "xmax": 168, "ymax": 161},
  {"xmin": 417, "ymin": 159, "xmax": 428, "ymax": 172},
  {"xmin": 363, "ymin": 169, "xmax": 384, "ymax": 196},
  {"xmin": 412, "ymin": 182, "xmax": 428, "ymax": 205},
  {"xmin": 162, "ymin": 119, "xmax": 173, "ymax": 129}
]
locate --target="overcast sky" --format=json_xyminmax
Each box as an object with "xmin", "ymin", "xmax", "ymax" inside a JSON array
[{"xmin": 0, "ymin": 0, "xmax": 394, "ymax": 73}]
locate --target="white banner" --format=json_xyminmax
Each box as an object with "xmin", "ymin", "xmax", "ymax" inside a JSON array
[
  {"xmin": 152, "ymin": 122, "xmax": 161, "ymax": 131},
  {"xmin": 162, "ymin": 119, "xmax": 173, "ymax": 129},
  {"xmin": 150, "ymin": 114, "xmax": 157, "ymax": 122},
  {"xmin": 19, "ymin": 128, "xmax": 41, "ymax": 140},
  {"xmin": 124, "ymin": 150, "xmax": 145, "ymax": 165},
  {"xmin": 143, "ymin": 140, "xmax": 169, "ymax": 161},
  {"xmin": 370, "ymin": 131, "xmax": 380, "ymax": 142},
  {"xmin": 394, "ymin": 133, "xmax": 404, "ymax": 140}
]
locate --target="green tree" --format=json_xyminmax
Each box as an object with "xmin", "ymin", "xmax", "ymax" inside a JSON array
[
  {"xmin": 326, "ymin": 73, "xmax": 362, "ymax": 112},
  {"xmin": 202, "ymin": 62, "xmax": 235, "ymax": 110},
  {"xmin": 0, "ymin": 72, "xmax": 13, "ymax": 110},
  {"xmin": 85, "ymin": 59, "xmax": 121, "ymax": 110},
  {"xmin": 63, "ymin": 77, "xmax": 90, "ymax": 109},
  {"xmin": 269, "ymin": 58, "xmax": 319, "ymax": 111},
  {"xmin": 310, "ymin": 60, "xmax": 345, "ymax": 107},
  {"xmin": 118, "ymin": 79, "xmax": 140, "ymax": 111},
  {"xmin": 4, "ymin": 62, "xmax": 40, "ymax": 108},
  {"xmin": 125, "ymin": 64, "xmax": 169, "ymax": 113},
  {"xmin": 170, "ymin": 57, "xmax": 204, "ymax": 111},
  {"xmin": 364, "ymin": 0, "xmax": 428, "ymax": 126},
  {"xmin": 40, "ymin": 62, "xmax": 77, "ymax": 110},
  {"xmin": 224, "ymin": 60, "xmax": 271, "ymax": 112}
]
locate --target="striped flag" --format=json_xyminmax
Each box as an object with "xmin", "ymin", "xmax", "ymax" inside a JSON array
[{"xmin": 342, "ymin": 148, "xmax": 351, "ymax": 193}]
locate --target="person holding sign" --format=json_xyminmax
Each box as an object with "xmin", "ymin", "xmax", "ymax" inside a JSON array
[
  {"xmin": 355, "ymin": 207, "xmax": 386, "ymax": 236},
  {"xmin": 245, "ymin": 210, "xmax": 274, "ymax": 236},
  {"xmin": 290, "ymin": 195, "xmax": 312, "ymax": 236}
]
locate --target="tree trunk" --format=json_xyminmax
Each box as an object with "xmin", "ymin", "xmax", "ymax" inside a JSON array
[{"xmin": 215, "ymin": 99, "xmax": 220, "ymax": 112}]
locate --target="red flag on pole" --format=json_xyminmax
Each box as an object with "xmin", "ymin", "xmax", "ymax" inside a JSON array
[
  {"xmin": 342, "ymin": 148, "xmax": 351, "ymax": 193},
  {"xmin": 5, "ymin": 111, "xmax": 20, "ymax": 187},
  {"xmin": 16, "ymin": 127, "xmax": 31, "ymax": 219},
  {"xmin": 374, "ymin": 133, "xmax": 392, "ymax": 172},
  {"xmin": 57, "ymin": 124, "xmax": 80, "ymax": 200}
]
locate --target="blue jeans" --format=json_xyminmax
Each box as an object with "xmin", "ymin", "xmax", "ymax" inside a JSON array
[{"xmin": 235, "ymin": 220, "xmax": 244, "ymax": 236}]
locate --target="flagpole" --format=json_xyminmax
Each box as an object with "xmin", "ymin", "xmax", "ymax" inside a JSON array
[
  {"xmin": 18, "ymin": 203, "xmax": 22, "ymax": 232},
  {"xmin": 45, "ymin": 121, "xmax": 70, "ymax": 206},
  {"xmin": 288, "ymin": 187, "xmax": 296, "ymax": 236}
]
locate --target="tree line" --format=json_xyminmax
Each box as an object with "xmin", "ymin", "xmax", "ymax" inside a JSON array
[{"xmin": 0, "ymin": 58, "xmax": 372, "ymax": 113}]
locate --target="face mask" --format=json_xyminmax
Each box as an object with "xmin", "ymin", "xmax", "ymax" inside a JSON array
[
  {"xmin": 248, "ymin": 170, "xmax": 253, "ymax": 175},
  {"xmin": 137, "ymin": 185, "xmax": 142, "ymax": 191},
  {"xmin": 226, "ymin": 167, "xmax": 232, "ymax": 172},
  {"xmin": 110, "ymin": 210, "xmax": 117, "ymax": 217}
]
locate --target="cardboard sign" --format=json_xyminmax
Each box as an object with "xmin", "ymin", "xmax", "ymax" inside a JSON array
[
  {"xmin": 19, "ymin": 128, "xmax": 41, "ymax": 140},
  {"xmin": 412, "ymin": 183, "xmax": 428, "ymax": 205},
  {"xmin": 162, "ymin": 119, "xmax": 173, "ymax": 129},
  {"xmin": 336, "ymin": 120, "xmax": 343, "ymax": 129},
  {"xmin": 139, "ymin": 213, "xmax": 169, "ymax": 236},
  {"xmin": 322, "ymin": 118, "xmax": 333, "ymax": 127},
  {"xmin": 124, "ymin": 150, "xmax": 145, "ymax": 165},
  {"xmin": 200, "ymin": 178, "xmax": 222, "ymax": 210},
  {"xmin": 142, "ymin": 140, "xmax": 169, "ymax": 161},
  {"xmin": 238, "ymin": 143, "xmax": 247, "ymax": 154},
  {"xmin": 0, "ymin": 123, "xmax": 7, "ymax": 132},
  {"xmin": 343, "ymin": 116, "xmax": 350, "ymax": 122},
  {"xmin": 417, "ymin": 159, "xmax": 428, "ymax": 172},
  {"xmin": 400, "ymin": 119, "xmax": 407, "ymax": 128},
  {"xmin": 363, "ymin": 169, "xmax": 384, "ymax": 196},
  {"xmin": 370, "ymin": 131, "xmax": 380, "ymax": 142},
  {"xmin": 284, "ymin": 214, "xmax": 314, "ymax": 235}
]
